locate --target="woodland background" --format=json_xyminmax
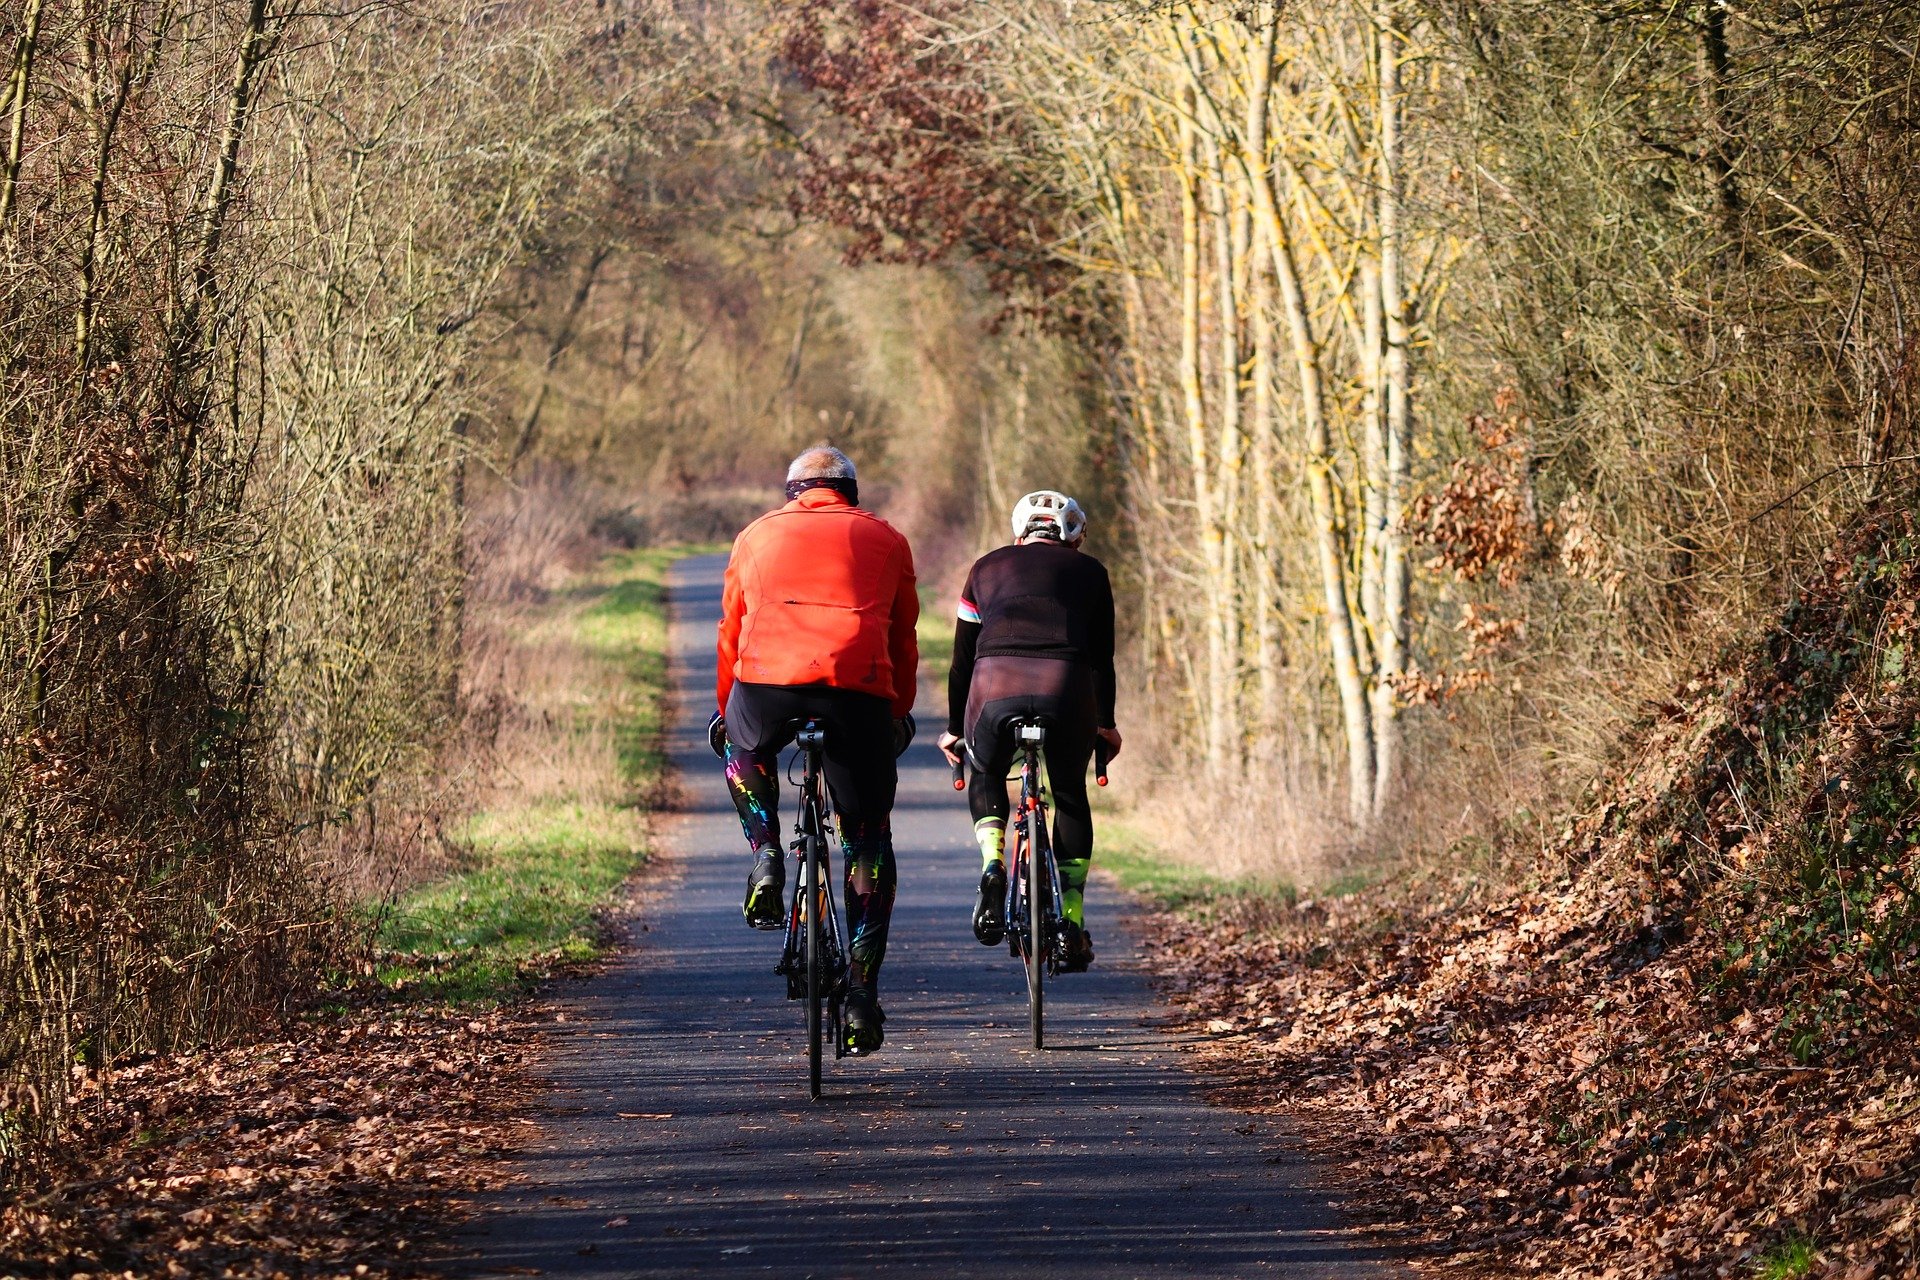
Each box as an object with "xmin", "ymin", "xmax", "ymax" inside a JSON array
[{"xmin": 2, "ymin": 1, "xmax": 1916, "ymax": 1268}]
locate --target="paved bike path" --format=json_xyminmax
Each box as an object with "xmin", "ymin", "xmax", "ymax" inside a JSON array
[{"xmin": 458, "ymin": 553, "xmax": 1391, "ymax": 1279}]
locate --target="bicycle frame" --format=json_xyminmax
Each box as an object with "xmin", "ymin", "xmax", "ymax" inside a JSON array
[
  {"xmin": 1004, "ymin": 719, "xmax": 1066, "ymax": 1048},
  {"xmin": 773, "ymin": 720, "xmax": 848, "ymax": 1098}
]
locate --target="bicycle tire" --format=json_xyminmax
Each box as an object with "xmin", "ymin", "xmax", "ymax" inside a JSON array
[
  {"xmin": 1026, "ymin": 799, "xmax": 1045, "ymax": 1050},
  {"xmin": 806, "ymin": 813, "xmax": 824, "ymax": 1101}
]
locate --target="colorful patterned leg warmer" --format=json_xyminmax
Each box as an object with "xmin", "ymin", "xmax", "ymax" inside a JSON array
[
  {"xmin": 723, "ymin": 742, "xmax": 780, "ymax": 854},
  {"xmin": 841, "ymin": 818, "xmax": 897, "ymax": 992}
]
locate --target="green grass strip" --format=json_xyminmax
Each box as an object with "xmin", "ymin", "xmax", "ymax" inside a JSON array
[
  {"xmin": 916, "ymin": 580, "xmax": 955, "ymax": 686},
  {"xmin": 1095, "ymin": 814, "xmax": 1294, "ymax": 913},
  {"xmin": 375, "ymin": 545, "xmax": 683, "ymax": 1004}
]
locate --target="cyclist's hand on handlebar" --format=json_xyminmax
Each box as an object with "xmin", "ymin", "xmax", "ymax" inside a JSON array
[
  {"xmin": 1095, "ymin": 725, "xmax": 1123, "ymax": 760},
  {"xmin": 936, "ymin": 731, "xmax": 964, "ymax": 768},
  {"xmin": 708, "ymin": 710, "xmax": 729, "ymax": 760},
  {"xmin": 893, "ymin": 712, "xmax": 916, "ymax": 758}
]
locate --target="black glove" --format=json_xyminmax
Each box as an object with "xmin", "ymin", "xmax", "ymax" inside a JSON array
[
  {"xmin": 708, "ymin": 710, "xmax": 728, "ymax": 760},
  {"xmin": 892, "ymin": 712, "xmax": 916, "ymax": 758}
]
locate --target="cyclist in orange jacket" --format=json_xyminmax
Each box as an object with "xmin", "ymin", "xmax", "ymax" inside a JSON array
[
  {"xmin": 938, "ymin": 491, "xmax": 1120, "ymax": 972},
  {"xmin": 711, "ymin": 446, "xmax": 918, "ymax": 1053}
]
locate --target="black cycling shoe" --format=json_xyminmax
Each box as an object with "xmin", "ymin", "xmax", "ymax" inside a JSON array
[
  {"xmin": 972, "ymin": 863, "xmax": 1008, "ymax": 945},
  {"xmin": 742, "ymin": 847, "xmax": 785, "ymax": 930},
  {"xmin": 843, "ymin": 987, "xmax": 885, "ymax": 1056},
  {"xmin": 1060, "ymin": 921, "xmax": 1094, "ymax": 973}
]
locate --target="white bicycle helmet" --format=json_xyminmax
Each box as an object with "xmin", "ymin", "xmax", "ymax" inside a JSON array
[{"xmin": 1010, "ymin": 490, "xmax": 1087, "ymax": 544}]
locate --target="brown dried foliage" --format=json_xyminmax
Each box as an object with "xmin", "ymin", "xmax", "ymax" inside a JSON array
[
  {"xmin": 781, "ymin": 0, "xmax": 1068, "ymax": 301},
  {"xmin": 1142, "ymin": 501, "xmax": 1920, "ymax": 1276},
  {"xmin": 0, "ymin": 1007, "xmax": 529, "ymax": 1278},
  {"xmin": 1411, "ymin": 399, "xmax": 1537, "ymax": 591}
]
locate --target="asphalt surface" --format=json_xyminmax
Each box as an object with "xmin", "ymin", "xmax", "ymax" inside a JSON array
[{"xmin": 457, "ymin": 553, "xmax": 1391, "ymax": 1279}]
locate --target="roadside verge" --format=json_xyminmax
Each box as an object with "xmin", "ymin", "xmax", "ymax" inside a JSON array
[
  {"xmin": 1101, "ymin": 505, "xmax": 1920, "ymax": 1279},
  {"xmin": 0, "ymin": 546, "xmax": 685, "ymax": 1279}
]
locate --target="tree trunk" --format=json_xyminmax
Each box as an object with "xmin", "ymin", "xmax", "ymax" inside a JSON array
[
  {"xmin": 76, "ymin": 23, "xmax": 137, "ymax": 370},
  {"xmin": 1697, "ymin": 0, "xmax": 1739, "ymax": 227},
  {"xmin": 512, "ymin": 244, "xmax": 613, "ymax": 467},
  {"xmin": 1206, "ymin": 127, "xmax": 1243, "ymax": 764},
  {"xmin": 1245, "ymin": 21, "xmax": 1376, "ymax": 823},
  {"xmin": 1242, "ymin": 4, "xmax": 1280, "ymax": 729},
  {"xmin": 174, "ymin": 0, "xmax": 278, "ymax": 510},
  {"xmin": 1176, "ymin": 85, "xmax": 1230, "ymax": 767},
  {"xmin": 0, "ymin": 0, "xmax": 46, "ymax": 229},
  {"xmin": 193, "ymin": 0, "xmax": 276, "ymax": 308},
  {"xmin": 1372, "ymin": 0, "xmax": 1411, "ymax": 816}
]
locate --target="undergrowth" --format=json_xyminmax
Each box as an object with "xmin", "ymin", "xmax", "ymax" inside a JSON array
[
  {"xmin": 1, "ymin": 541, "xmax": 692, "ymax": 1275},
  {"xmin": 1128, "ymin": 500, "xmax": 1920, "ymax": 1278},
  {"xmin": 373, "ymin": 546, "xmax": 680, "ymax": 1003},
  {"xmin": 1099, "ymin": 813, "xmax": 1291, "ymax": 915}
]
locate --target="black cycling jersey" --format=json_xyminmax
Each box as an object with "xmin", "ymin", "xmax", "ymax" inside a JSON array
[{"xmin": 947, "ymin": 541, "xmax": 1116, "ymax": 736}]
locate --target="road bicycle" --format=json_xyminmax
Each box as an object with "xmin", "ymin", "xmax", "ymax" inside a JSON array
[
  {"xmin": 951, "ymin": 720, "xmax": 1111, "ymax": 1050},
  {"xmin": 1007, "ymin": 719, "xmax": 1063, "ymax": 1048},
  {"xmin": 772, "ymin": 719, "xmax": 848, "ymax": 1100}
]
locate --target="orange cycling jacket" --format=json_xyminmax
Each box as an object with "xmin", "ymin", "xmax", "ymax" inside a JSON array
[{"xmin": 716, "ymin": 487, "xmax": 919, "ymax": 719}]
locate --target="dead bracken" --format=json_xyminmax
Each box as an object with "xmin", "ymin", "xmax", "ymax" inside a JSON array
[
  {"xmin": 1141, "ymin": 506, "xmax": 1920, "ymax": 1279},
  {"xmin": 0, "ymin": 1008, "xmax": 532, "ymax": 1280}
]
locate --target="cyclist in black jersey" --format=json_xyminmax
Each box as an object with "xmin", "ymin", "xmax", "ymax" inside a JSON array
[{"xmin": 937, "ymin": 491, "xmax": 1121, "ymax": 971}]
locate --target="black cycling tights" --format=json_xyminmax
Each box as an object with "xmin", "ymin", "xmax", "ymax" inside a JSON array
[
  {"xmin": 723, "ymin": 681, "xmax": 898, "ymax": 991},
  {"xmin": 964, "ymin": 658, "xmax": 1097, "ymax": 866}
]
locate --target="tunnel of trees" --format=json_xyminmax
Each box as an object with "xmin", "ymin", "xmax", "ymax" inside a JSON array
[{"xmin": 3, "ymin": 2, "xmax": 1917, "ymax": 1269}]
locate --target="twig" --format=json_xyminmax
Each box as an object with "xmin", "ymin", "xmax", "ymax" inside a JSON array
[{"xmin": 1746, "ymin": 456, "xmax": 1920, "ymax": 523}]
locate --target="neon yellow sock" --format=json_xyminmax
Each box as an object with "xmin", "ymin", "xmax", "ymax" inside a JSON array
[
  {"xmin": 1058, "ymin": 857, "xmax": 1090, "ymax": 927},
  {"xmin": 974, "ymin": 817, "xmax": 1006, "ymax": 871}
]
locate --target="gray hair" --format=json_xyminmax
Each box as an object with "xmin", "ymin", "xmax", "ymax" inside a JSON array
[{"xmin": 786, "ymin": 445, "xmax": 856, "ymax": 483}]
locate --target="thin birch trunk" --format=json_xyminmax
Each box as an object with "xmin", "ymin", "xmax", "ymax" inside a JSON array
[
  {"xmin": 1697, "ymin": 0, "xmax": 1739, "ymax": 226},
  {"xmin": 1121, "ymin": 270, "xmax": 1162, "ymax": 487},
  {"xmin": 1372, "ymin": 0, "xmax": 1410, "ymax": 815},
  {"xmin": 173, "ymin": 0, "xmax": 277, "ymax": 511},
  {"xmin": 1245, "ymin": 28, "xmax": 1376, "ymax": 823},
  {"xmin": 1244, "ymin": 13, "xmax": 1281, "ymax": 723},
  {"xmin": 1206, "ymin": 126, "xmax": 1242, "ymax": 761},
  {"xmin": 1172, "ymin": 17, "xmax": 1252, "ymax": 766},
  {"xmin": 1359, "ymin": 256, "xmax": 1386, "ymax": 650},
  {"xmin": 1250, "ymin": 241, "xmax": 1280, "ymax": 726},
  {"xmin": 192, "ymin": 0, "xmax": 275, "ymax": 309},
  {"xmin": 1177, "ymin": 84, "xmax": 1228, "ymax": 766}
]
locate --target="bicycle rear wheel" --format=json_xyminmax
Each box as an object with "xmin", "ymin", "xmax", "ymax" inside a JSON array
[
  {"xmin": 805, "ymin": 820, "xmax": 824, "ymax": 1100},
  {"xmin": 1025, "ymin": 802, "xmax": 1045, "ymax": 1050}
]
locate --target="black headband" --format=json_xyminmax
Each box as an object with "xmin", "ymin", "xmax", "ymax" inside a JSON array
[{"xmin": 786, "ymin": 476, "xmax": 858, "ymax": 504}]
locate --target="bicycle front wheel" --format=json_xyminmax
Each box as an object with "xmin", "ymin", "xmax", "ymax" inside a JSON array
[
  {"xmin": 1026, "ymin": 804, "xmax": 1045, "ymax": 1050},
  {"xmin": 806, "ymin": 825, "xmax": 824, "ymax": 1100}
]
